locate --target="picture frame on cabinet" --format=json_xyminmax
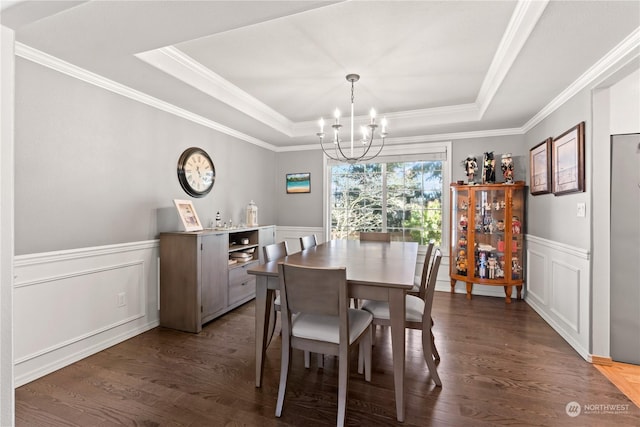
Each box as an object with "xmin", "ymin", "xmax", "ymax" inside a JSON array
[
  {"xmin": 529, "ymin": 137, "xmax": 552, "ymax": 195},
  {"xmin": 286, "ymin": 172, "xmax": 311, "ymax": 194},
  {"xmin": 173, "ymin": 199, "xmax": 203, "ymax": 232},
  {"xmin": 552, "ymin": 122, "xmax": 585, "ymax": 195}
]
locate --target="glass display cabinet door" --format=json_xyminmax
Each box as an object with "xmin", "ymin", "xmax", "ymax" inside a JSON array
[
  {"xmin": 509, "ymin": 186, "xmax": 524, "ymax": 282},
  {"xmin": 450, "ymin": 187, "xmax": 470, "ymax": 278},
  {"xmin": 472, "ymin": 187, "xmax": 508, "ymax": 281}
]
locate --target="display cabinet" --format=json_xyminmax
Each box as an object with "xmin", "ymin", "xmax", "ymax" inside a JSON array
[{"xmin": 449, "ymin": 182, "xmax": 525, "ymax": 303}]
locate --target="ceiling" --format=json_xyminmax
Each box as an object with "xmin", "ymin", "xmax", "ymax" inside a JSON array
[{"xmin": 2, "ymin": 1, "xmax": 639, "ymax": 150}]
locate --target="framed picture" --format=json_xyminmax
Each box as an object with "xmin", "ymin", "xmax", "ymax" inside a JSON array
[
  {"xmin": 173, "ymin": 199, "xmax": 203, "ymax": 231},
  {"xmin": 286, "ymin": 173, "xmax": 311, "ymax": 194},
  {"xmin": 529, "ymin": 138, "xmax": 552, "ymax": 195},
  {"xmin": 552, "ymin": 122, "xmax": 585, "ymax": 196}
]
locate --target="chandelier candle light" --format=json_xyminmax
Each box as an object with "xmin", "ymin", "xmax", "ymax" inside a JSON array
[{"xmin": 317, "ymin": 74, "xmax": 388, "ymax": 163}]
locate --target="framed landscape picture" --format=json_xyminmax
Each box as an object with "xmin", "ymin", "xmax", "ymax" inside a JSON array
[
  {"xmin": 529, "ymin": 138, "xmax": 552, "ymax": 195},
  {"xmin": 286, "ymin": 173, "xmax": 311, "ymax": 194},
  {"xmin": 552, "ymin": 122, "xmax": 585, "ymax": 196}
]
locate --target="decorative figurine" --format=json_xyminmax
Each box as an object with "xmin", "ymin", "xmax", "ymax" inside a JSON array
[
  {"xmin": 512, "ymin": 216, "xmax": 521, "ymax": 234},
  {"xmin": 496, "ymin": 219, "xmax": 505, "ymax": 232},
  {"xmin": 478, "ymin": 252, "xmax": 488, "ymax": 279},
  {"xmin": 493, "ymin": 198, "xmax": 500, "ymax": 210},
  {"xmin": 483, "ymin": 151, "xmax": 496, "ymax": 183},
  {"xmin": 501, "ymin": 153, "xmax": 514, "ymax": 184},
  {"xmin": 459, "ymin": 214, "xmax": 468, "ymax": 231},
  {"xmin": 463, "ymin": 156, "xmax": 478, "ymax": 184},
  {"xmin": 215, "ymin": 211, "xmax": 222, "ymax": 228},
  {"xmin": 458, "ymin": 235, "xmax": 467, "ymax": 249},
  {"xmin": 488, "ymin": 255, "xmax": 497, "ymax": 279},
  {"xmin": 456, "ymin": 249, "xmax": 467, "ymax": 274}
]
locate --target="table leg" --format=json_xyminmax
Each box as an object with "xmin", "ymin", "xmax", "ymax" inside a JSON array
[
  {"xmin": 388, "ymin": 289, "xmax": 406, "ymax": 422},
  {"xmin": 255, "ymin": 275, "xmax": 273, "ymax": 388}
]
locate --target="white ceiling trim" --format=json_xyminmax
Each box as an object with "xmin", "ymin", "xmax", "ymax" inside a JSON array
[
  {"xmin": 136, "ymin": 46, "xmax": 295, "ymax": 136},
  {"xmin": 276, "ymin": 127, "xmax": 525, "ymax": 152},
  {"xmin": 476, "ymin": 0, "xmax": 549, "ymax": 116},
  {"xmin": 522, "ymin": 26, "xmax": 640, "ymax": 133},
  {"xmin": 14, "ymin": 42, "xmax": 279, "ymax": 151}
]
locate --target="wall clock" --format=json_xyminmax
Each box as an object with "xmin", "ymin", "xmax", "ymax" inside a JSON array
[{"xmin": 177, "ymin": 147, "xmax": 215, "ymax": 198}]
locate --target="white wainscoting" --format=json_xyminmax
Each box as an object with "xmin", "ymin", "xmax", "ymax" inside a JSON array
[
  {"xmin": 276, "ymin": 226, "xmax": 325, "ymax": 253},
  {"xmin": 525, "ymin": 234, "xmax": 591, "ymax": 361},
  {"xmin": 13, "ymin": 240, "xmax": 160, "ymax": 386}
]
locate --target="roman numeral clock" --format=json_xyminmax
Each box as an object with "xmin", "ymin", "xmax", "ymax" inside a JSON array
[{"xmin": 177, "ymin": 147, "xmax": 215, "ymax": 198}]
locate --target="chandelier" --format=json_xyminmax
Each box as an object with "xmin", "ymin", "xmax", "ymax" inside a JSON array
[{"xmin": 317, "ymin": 74, "xmax": 388, "ymax": 163}]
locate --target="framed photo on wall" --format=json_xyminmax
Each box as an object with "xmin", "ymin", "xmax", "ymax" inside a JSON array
[
  {"xmin": 173, "ymin": 199, "xmax": 203, "ymax": 231},
  {"xmin": 529, "ymin": 138, "xmax": 552, "ymax": 195},
  {"xmin": 552, "ymin": 122, "xmax": 585, "ymax": 196},
  {"xmin": 286, "ymin": 173, "xmax": 311, "ymax": 194}
]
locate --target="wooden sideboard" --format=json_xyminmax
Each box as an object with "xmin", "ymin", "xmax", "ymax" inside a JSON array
[{"xmin": 159, "ymin": 225, "xmax": 275, "ymax": 333}]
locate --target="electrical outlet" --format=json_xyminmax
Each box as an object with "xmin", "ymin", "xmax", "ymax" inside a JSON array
[
  {"xmin": 117, "ymin": 292, "xmax": 126, "ymax": 307},
  {"xmin": 577, "ymin": 203, "xmax": 586, "ymax": 218}
]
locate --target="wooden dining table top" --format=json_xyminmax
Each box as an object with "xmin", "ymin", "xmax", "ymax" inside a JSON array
[{"xmin": 248, "ymin": 239, "xmax": 419, "ymax": 288}]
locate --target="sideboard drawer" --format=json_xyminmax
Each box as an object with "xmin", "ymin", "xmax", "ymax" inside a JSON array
[{"xmin": 229, "ymin": 276, "xmax": 255, "ymax": 304}]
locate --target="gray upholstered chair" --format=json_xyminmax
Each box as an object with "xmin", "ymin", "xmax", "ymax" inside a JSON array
[
  {"xmin": 299, "ymin": 234, "xmax": 318, "ymax": 250},
  {"xmin": 360, "ymin": 249, "xmax": 443, "ymax": 386},
  {"xmin": 276, "ymin": 263, "xmax": 372, "ymax": 426},
  {"xmin": 359, "ymin": 231, "xmax": 391, "ymax": 242}
]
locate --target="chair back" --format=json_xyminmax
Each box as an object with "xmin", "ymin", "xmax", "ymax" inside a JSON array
[
  {"xmin": 359, "ymin": 232, "xmax": 391, "ymax": 242},
  {"xmin": 299, "ymin": 234, "xmax": 318, "ymax": 250},
  {"xmin": 422, "ymin": 249, "xmax": 442, "ymax": 325},
  {"xmin": 263, "ymin": 241, "xmax": 289, "ymax": 262},
  {"xmin": 417, "ymin": 242, "xmax": 435, "ymax": 299},
  {"xmin": 278, "ymin": 263, "xmax": 347, "ymax": 318}
]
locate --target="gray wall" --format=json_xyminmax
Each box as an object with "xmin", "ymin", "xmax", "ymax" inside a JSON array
[
  {"xmin": 524, "ymin": 89, "xmax": 591, "ymax": 249},
  {"xmin": 275, "ymin": 149, "xmax": 324, "ymax": 227},
  {"xmin": 14, "ymin": 59, "xmax": 277, "ymax": 255}
]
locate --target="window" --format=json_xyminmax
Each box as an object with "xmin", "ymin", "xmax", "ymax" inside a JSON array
[{"xmin": 327, "ymin": 146, "xmax": 448, "ymax": 247}]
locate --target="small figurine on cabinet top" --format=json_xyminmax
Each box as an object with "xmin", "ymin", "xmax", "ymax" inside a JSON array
[
  {"xmin": 463, "ymin": 156, "xmax": 478, "ymax": 184},
  {"xmin": 483, "ymin": 152, "xmax": 496, "ymax": 183},
  {"xmin": 512, "ymin": 216, "xmax": 521, "ymax": 234},
  {"xmin": 501, "ymin": 153, "xmax": 514, "ymax": 184}
]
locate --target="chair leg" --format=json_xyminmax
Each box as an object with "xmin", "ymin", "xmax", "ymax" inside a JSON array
[
  {"xmin": 431, "ymin": 318, "xmax": 440, "ymax": 361},
  {"xmin": 275, "ymin": 333, "xmax": 291, "ymax": 416},
  {"xmin": 422, "ymin": 327, "xmax": 442, "ymax": 387},
  {"xmin": 304, "ymin": 351, "xmax": 310, "ymax": 368},
  {"xmin": 317, "ymin": 352, "xmax": 324, "ymax": 369},
  {"xmin": 266, "ymin": 305, "xmax": 277, "ymax": 347},
  {"xmin": 337, "ymin": 346, "xmax": 349, "ymax": 427}
]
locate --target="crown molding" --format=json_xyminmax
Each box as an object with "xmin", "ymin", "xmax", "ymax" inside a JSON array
[
  {"xmin": 476, "ymin": 0, "xmax": 549, "ymax": 117},
  {"xmin": 136, "ymin": 46, "xmax": 294, "ymax": 136},
  {"xmin": 522, "ymin": 26, "xmax": 640, "ymax": 133},
  {"xmin": 14, "ymin": 42, "xmax": 278, "ymax": 151}
]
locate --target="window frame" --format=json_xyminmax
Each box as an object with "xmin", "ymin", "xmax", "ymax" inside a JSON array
[{"xmin": 323, "ymin": 141, "xmax": 452, "ymax": 255}]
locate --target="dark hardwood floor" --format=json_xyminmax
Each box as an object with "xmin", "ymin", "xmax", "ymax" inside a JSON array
[{"xmin": 16, "ymin": 292, "xmax": 640, "ymax": 426}]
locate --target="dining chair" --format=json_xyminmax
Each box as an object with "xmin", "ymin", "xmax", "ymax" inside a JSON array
[
  {"xmin": 299, "ymin": 234, "xmax": 318, "ymax": 250},
  {"xmin": 263, "ymin": 242, "xmax": 289, "ymax": 347},
  {"xmin": 408, "ymin": 242, "xmax": 435, "ymax": 298},
  {"xmin": 360, "ymin": 249, "xmax": 443, "ymax": 386},
  {"xmin": 359, "ymin": 231, "xmax": 391, "ymax": 242},
  {"xmin": 276, "ymin": 262, "xmax": 373, "ymax": 426}
]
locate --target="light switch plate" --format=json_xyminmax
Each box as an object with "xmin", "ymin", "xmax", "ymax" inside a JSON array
[{"xmin": 577, "ymin": 203, "xmax": 586, "ymax": 217}]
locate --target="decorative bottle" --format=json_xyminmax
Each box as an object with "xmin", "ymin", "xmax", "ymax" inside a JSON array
[{"xmin": 246, "ymin": 200, "xmax": 258, "ymax": 227}]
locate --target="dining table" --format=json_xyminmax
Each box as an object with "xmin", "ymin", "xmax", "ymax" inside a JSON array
[{"xmin": 248, "ymin": 239, "xmax": 419, "ymax": 422}]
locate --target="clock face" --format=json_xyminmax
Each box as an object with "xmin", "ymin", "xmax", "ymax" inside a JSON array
[{"xmin": 177, "ymin": 147, "xmax": 215, "ymax": 198}]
